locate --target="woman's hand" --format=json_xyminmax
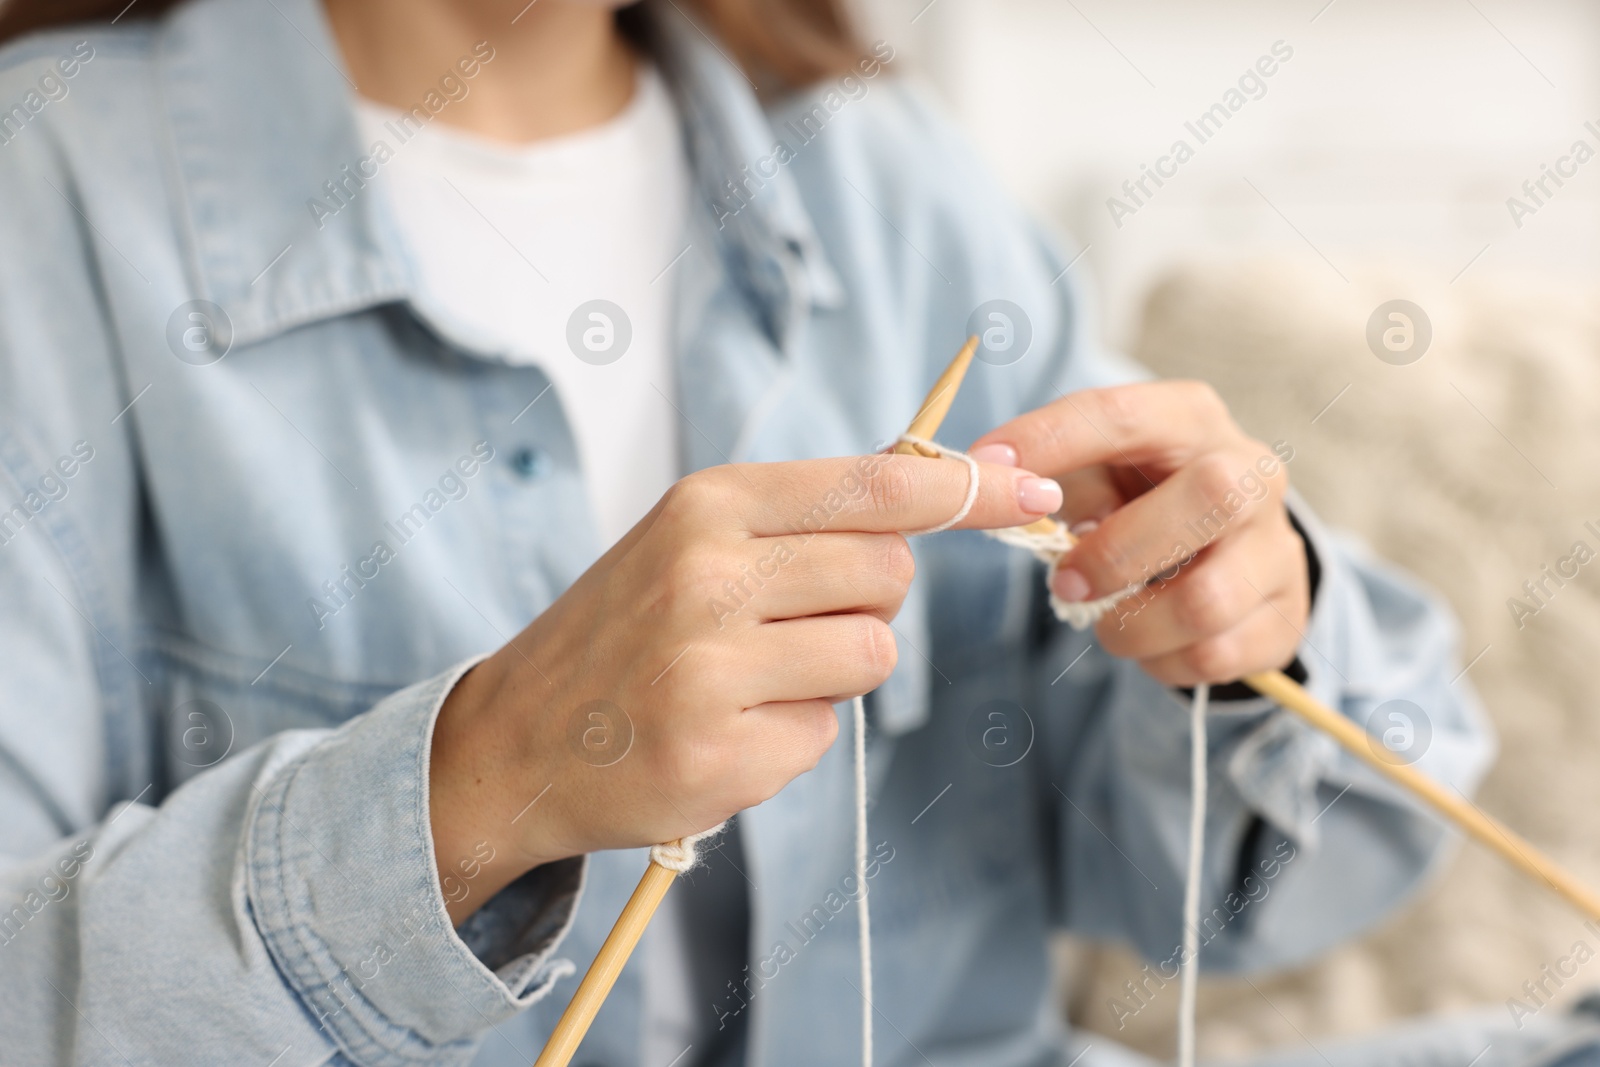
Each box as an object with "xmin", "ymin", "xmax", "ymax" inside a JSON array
[
  {"xmin": 428, "ymin": 453, "xmax": 1062, "ymax": 922},
  {"xmin": 970, "ymin": 381, "xmax": 1309, "ymax": 689}
]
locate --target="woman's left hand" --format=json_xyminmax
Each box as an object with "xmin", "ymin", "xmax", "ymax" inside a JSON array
[{"xmin": 969, "ymin": 380, "xmax": 1309, "ymax": 688}]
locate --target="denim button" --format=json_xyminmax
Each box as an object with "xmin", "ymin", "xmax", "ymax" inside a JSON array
[{"xmin": 511, "ymin": 446, "xmax": 547, "ymax": 480}]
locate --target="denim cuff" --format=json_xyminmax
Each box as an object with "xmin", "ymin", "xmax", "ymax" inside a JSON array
[
  {"xmin": 1222, "ymin": 490, "xmax": 1348, "ymax": 849},
  {"xmin": 246, "ymin": 657, "xmax": 584, "ymax": 1067},
  {"xmin": 1109, "ymin": 491, "xmax": 1350, "ymax": 855}
]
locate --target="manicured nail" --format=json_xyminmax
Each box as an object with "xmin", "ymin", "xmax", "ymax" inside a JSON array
[
  {"xmin": 1017, "ymin": 476, "xmax": 1062, "ymax": 515},
  {"xmin": 1053, "ymin": 566, "xmax": 1091, "ymax": 603},
  {"xmin": 970, "ymin": 443, "xmax": 1019, "ymax": 467}
]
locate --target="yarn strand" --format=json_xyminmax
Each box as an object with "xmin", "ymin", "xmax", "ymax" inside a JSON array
[
  {"xmin": 896, "ymin": 433, "xmax": 1212, "ymax": 1067},
  {"xmin": 896, "ymin": 434, "xmax": 979, "ymax": 534},
  {"xmin": 648, "ymin": 822, "xmax": 727, "ymax": 873},
  {"xmin": 853, "ymin": 693, "xmax": 873, "ymax": 1067},
  {"xmin": 1178, "ymin": 683, "xmax": 1209, "ymax": 1067}
]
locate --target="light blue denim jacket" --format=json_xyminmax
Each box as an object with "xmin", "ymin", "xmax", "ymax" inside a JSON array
[{"xmin": 0, "ymin": 1, "xmax": 1494, "ymax": 1065}]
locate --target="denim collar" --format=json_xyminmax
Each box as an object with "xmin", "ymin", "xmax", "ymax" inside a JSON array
[{"xmin": 154, "ymin": 0, "xmax": 843, "ymax": 351}]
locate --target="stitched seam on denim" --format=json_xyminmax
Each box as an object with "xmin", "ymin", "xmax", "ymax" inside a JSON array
[
  {"xmin": 247, "ymin": 671, "xmax": 526, "ymax": 1064},
  {"xmin": 251, "ymin": 748, "xmax": 466, "ymax": 1066},
  {"xmin": 0, "ymin": 422, "xmax": 146, "ymax": 810}
]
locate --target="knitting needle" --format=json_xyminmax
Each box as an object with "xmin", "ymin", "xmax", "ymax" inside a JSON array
[
  {"xmin": 532, "ymin": 860, "xmax": 676, "ymax": 1067},
  {"xmin": 1245, "ymin": 669, "xmax": 1600, "ymax": 922},
  {"xmin": 531, "ymin": 340, "xmax": 993, "ymax": 1067},
  {"xmin": 890, "ymin": 335, "xmax": 1056, "ymax": 536},
  {"xmin": 907, "ymin": 364, "xmax": 1600, "ymax": 924},
  {"xmin": 894, "ymin": 335, "xmax": 979, "ymax": 456}
]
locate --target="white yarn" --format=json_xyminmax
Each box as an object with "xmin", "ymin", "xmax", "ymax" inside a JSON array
[
  {"xmin": 1007, "ymin": 518, "xmax": 1210, "ymax": 1067},
  {"xmin": 896, "ymin": 434, "xmax": 980, "ymax": 534},
  {"xmin": 897, "ymin": 434, "xmax": 1137, "ymax": 627},
  {"xmin": 986, "ymin": 520, "xmax": 1145, "ymax": 631},
  {"xmin": 894, "ymin": 433, "xmax": 1213, "ymax": 1064},
  {"xmin": 896, "ymin": 435, "xmax": 1210, "ymax": 1067},
  {"xmin": 852, "ymin": 693, "xmax": 873, "ymax": 1067},
  {"xmin": 830, "ymin": 428, "xmax": 986, "ymax": 1067},
  {"xmin": 813, "ymin": 431, "xmax": 987, "ymax": 1066},
  {"xmin": 1178, "ymin": 682, "xmax": 1209, "ymax": 1067},
  {"xmin": 1028, "ymin": 556, "xmax": 1211, "ymax": 1067},
  {"xmin": 649, "ymin": 822, "xmax": 727, "ymax": 873}
]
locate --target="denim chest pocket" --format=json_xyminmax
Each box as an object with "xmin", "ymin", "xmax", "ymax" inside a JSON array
[{"xmin": 150, "ymin": 630, "xmax": 402, "ymax": 786}]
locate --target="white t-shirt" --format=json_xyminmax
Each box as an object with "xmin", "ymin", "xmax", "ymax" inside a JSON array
[
  {"xmin": 357, "ymin": 65, "xmax": 735, "ymax": 1067},
  {"xmin": 356, "ymin": 63, "xmax": 687, "ymax": 546}
]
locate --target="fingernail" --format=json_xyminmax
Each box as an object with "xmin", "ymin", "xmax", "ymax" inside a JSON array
[
  {"xmin": 970, "ymin": 443, "xmax": 1019, "ymax": 467},
  {"xmin": 1017, "ymin": 476, "xmax": 1062, "ymax": 515},
  {"xmin": 1053, "ymin": 566, "xmax": 1091, "ymax": 603}
]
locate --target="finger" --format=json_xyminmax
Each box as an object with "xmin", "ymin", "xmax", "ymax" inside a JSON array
[
  {"xmin": 970, "ymin": 381, "xmax": 1235, "ymax": 479},
  {"xmin": 1056, "ymin": 464, "xmax": 1125, "ymax": 528},
  {"xmin": 728, "ymin": 698, "xmax": 843, "ymax": 797},
  {"xmin": 1051, "ymin": 450, "xmax": 1286, "ymax": 602},
  {"xmin": 1093, "ymin": 521, "xmax": 1300, "ymax": 661},
  {"xmin": 684, "ymin": 454, "xmax": 1061, "ymax": 537},
  {"xmin": 638, "ymin": 699, "xmax": 841, "ymax": 830},
  {"xmin": 980, "ymin": 447, "xmax": 1141, "ymax": 521},
  {"xmin": 1136, "ymin": 597, "xmax": 1305, "ymax": 688},
  {"xmin": 715, "ymin": 532, "xmax": 914, "ymax": 625},
  {"xmin": 727, "ymin": 613, "xmax": 898, "ymax": 707}
]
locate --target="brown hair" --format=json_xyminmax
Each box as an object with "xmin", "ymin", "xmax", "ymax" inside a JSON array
[
  {"xmin": 676, "ymin": 0, "xmax": 865, "ymax": 89},
  {"xmin": 0, "ymin": 0, "xmax": 867, "ymax": 90}
]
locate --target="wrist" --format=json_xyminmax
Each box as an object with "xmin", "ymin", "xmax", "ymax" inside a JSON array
[{"xmin": 429, "ymin": 654, "xmax": 561, "ymax": 925}]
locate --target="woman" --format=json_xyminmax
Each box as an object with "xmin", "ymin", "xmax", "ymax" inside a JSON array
[{"xmin": 0, "ymin": 0, "xmax": 1493, "ymax": 1064}]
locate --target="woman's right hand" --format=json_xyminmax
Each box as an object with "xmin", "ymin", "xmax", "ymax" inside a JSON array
[{"xmin": 427, "ymin": 452, "xmax": 1062, "ymax": 922}]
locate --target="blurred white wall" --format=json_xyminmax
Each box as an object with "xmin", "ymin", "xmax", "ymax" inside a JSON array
[{"xmin": 857, "ymin": 0, "xmax": 1600, "ymax": 348}]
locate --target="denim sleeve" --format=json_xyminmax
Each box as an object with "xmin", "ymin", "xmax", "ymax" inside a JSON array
[
  {"xmin": 0, "ymin": 641, "xmax": 586, "ymax": 1066},
  {"xmin": 245, "ymin": 660, "xmax": 586, "ymax": 1063},
  {"xmin": 1042, "ymin": 481, "xmax": 1498, "ymax": 973},
  {"xmin": 0, "ymin": 125, "xmax": 583, "ymax": 1066}
]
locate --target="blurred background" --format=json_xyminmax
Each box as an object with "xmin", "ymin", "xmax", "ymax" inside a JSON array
[
  {"xmin": 853, "ymin": 0, "xmax": 1600, "ymax": 1060},
  {"xmin": 861, "ymin": 0, "xmax": 1600, "ymax": 347}
]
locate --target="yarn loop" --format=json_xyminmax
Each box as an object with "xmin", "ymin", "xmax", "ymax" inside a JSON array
[{"xmin": 649, "ymin": 823, "xmax": 727, "ymax": 873}]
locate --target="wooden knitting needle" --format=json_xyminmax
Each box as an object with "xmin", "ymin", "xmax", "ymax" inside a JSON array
[
  {"xmin": 893, "ymin": 335, "xmax": 1054, "ymax": 538},
  {"xmin": 904, "ymin": 353, "xmax": 1600, "ymax": 924},
  {"xmin": 532, "ymin": 860, "xmax": 676, "ymax": 1067},
  {"xmin": 1245, "ymin": 670, "xmax": 1600, "ymax": 922},
  {"xmin": 532, "ymin": 340, "xmax": 997, "ymax": 1067},
  {"xmin": 894, "ymin": 335, "xmax": 979, "ymax": 457}
]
